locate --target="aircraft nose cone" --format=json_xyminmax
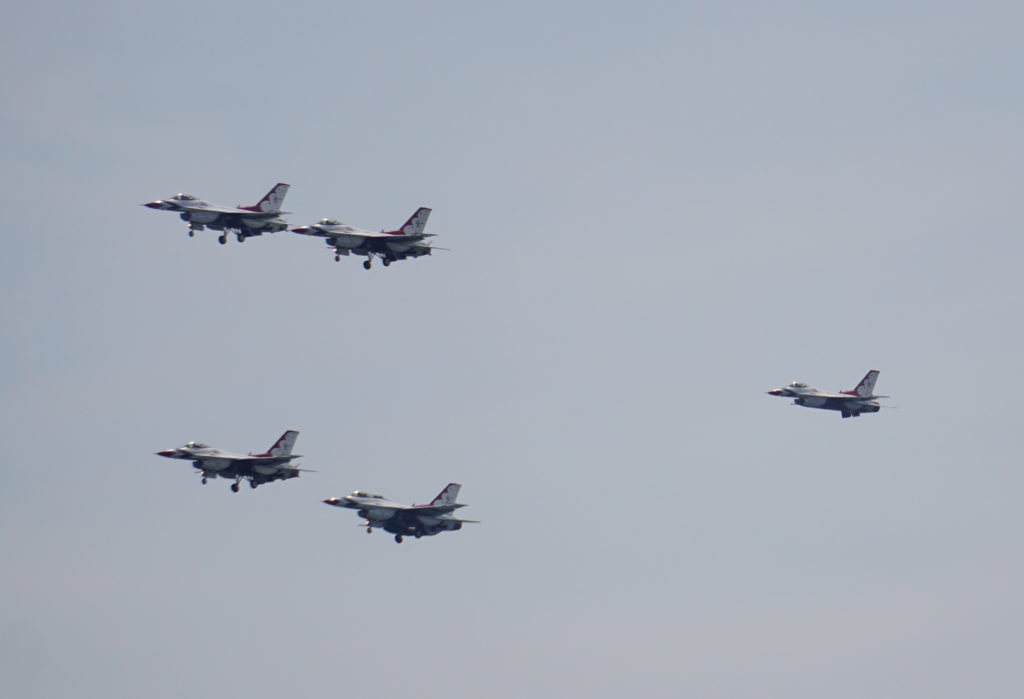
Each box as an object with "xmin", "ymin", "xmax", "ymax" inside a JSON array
[
  {"xmin": 156, "ymin": 449, "xmax": 178, "ymax": 457},
  {"xmin": 143, "ymin": 201, "xmax": 165, "ymax": 209},
  {"xmin": 291, "ymin": 226, "xmax": 310, "ymax": 233},
  {"xmin": 323, "ymin": 498, "xmax": 339, "ymax": 506},
  {"xmin": 767, "ymin": 389, "xmax": 783, "ymax": 396}
]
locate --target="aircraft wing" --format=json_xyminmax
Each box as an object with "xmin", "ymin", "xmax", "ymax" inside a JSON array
[
  {"xmin": 181, "ymin": 203, "xmax": 287, "ymax": 217},
  {"xmin": 232, "ymin": 455, "xmax": 301, "ymax": 467},
  {"xmin": 806, "ymin": 392, "xmax": 871, "ymax": 400},
  {"xmin": 407, "ymin": 504, "xmax": 463, "ymax": 516},
  {"xmin": 222, "ymin": 461, "xmax": 314, "ymax": 479},
  {"xmin": 358, "ymin": 232, "xmax": 433, "ymax": 242}
]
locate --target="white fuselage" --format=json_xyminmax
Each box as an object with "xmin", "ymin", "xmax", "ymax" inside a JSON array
[
  {"xmin": 293, "ymin": 222, "xmax": 418, "ymax": 252},
  {"xmin": 156, "ymin": 445, "xmax": 296, "ymax": 475},
  {"xmin": 323, "ymin": 493, "xmax": 463, "ymax": 531},
  {"xmin": 155, "ymin": 430, "xmax": 302, "ymax": 491},
  {"xmin": 767, "ymin": 382, "xmax": 880, "ymax": 417},
  {"xmin": 144, "ymin": 197, "xmax": 288, "ymax": 232}
]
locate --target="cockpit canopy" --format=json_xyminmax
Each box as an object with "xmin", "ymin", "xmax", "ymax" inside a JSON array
[
  {"xmin": 319, "ymin": 218, "xmax": 340, "ymax": 225},
  {"xmin": 184, "ymin": 441, "xmax": 208, "ymax": 448},
  {"xmin": 173, "ymin": 193, "xmax": 197, "ymax": 201},
  {"xmin": 350, "ymin": 490, "xmax": 384, "ymax": 499},
  {"xmin": 789, "ymin": 382, "xmax": 808, "ymax": 389}
]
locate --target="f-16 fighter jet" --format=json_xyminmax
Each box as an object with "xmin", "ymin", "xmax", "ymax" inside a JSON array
[
  {"xmin": 291, "ymin": 207, "xmax": 436, "ymax": 269},
  {"xmin": 143, "ymin": 183, "xmax": 291, "ymax": 244},
  {"xmin": 767, "ymin": 370, "xmax": 887, "ymax": 418},
  {"xmin": 156, "ymin": 430, "xmax": 311, "ymax": 491},
  {"xmin": 323, "ymin": 483, "xmax": 477, "ymax": 543}
]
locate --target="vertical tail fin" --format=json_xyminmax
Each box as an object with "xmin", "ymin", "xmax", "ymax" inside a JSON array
[
  {"xmin": 239, "ymin": 183, "xmax": 290, "ymax": 212},
  {"xmin": 430, "ymin": 483, "xmax": 461, "ymax": 506},
  {"xmin": 265, "ymin": 430, "xmax": 299, "ymax": 457},
  {"xmin": 386, "ymin": 207, "xmax": 431, "ymax": 235},
  {"xmin": 844, "ymin": 370, "xmax": 879, "ymax": 397}
]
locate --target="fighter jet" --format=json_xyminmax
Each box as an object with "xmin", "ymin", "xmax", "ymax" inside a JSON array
[
  {"xmin": 143, "ymin": 183, "xmax": 291, "ymax": 244},
  {"xmin": 155, "ymin": 430, "xmax": 311, "ymax": 491},
  {"xmin": 323, "ymin": 483, "xmax": 477, "ymax": 543},
  {"xmin": 767, "ymin": 370, "xmax": 887, "ymax": 418},
  {"xmin": 291, "ymin": 207, "xmax": 436, "ymax": 269}
]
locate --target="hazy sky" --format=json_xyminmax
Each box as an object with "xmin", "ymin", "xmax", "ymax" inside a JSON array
[{"xmin": 3, "ymin": 2, "xmax": 1024, "ymax": 697}]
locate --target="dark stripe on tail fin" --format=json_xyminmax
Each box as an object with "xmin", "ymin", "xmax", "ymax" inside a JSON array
[
  {"xmin": 238, "ymin": 183, "xmax": 290, "ymax": 213},
  {"xmin": 430, "ymin": 483, "xmax": 461, "ymax": 506},
  {"xmin": 842, "ymin": 370, "xmax": 879, "ymax": 397}
]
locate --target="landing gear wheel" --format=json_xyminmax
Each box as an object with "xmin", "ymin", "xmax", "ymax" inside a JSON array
[
  {"xmin": 218, "ymin": 234, "xmax": 227, "ymax": 245},
  {"xmin": 249, "ymin": 480, "xmax": 258, "ymax": 489},
  {"xmin": 188, "ymin": 230, "xmax": 195, "ymax": 238},
  {"xmin": 366, "ymin": 527, "xmax": 372, "ymax": 534},
  {"xmin": 363, "ymin": 260, "xmax": 372, "ymax": 270},
  {"xmin": 231, "ymin": 482, "xmax": 240, "ymax": 493},
  {"xmin": 236, "ymin": 233, "xmax": 245, "ymax": 242},
  {"xmin": 394, "ymin": 535, "xmax": 403, "ymax": 543},
  {"xmin": 382, "ymin": 258, "xmax": 391, "ymax": 267},
  {"xmin": 201, "ymin": 477, "xmax": 208, "ymax": 484},
  {"xmin": 335, "ymin": 255, "xmax": 341, "ymax": 262}
]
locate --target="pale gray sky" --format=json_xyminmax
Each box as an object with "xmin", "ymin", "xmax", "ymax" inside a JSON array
[{"xmin": 3, "ymin": 2, "xmax": 1024, "ymax": 697}]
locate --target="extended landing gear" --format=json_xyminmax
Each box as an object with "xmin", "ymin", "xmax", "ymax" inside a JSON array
[
  {"xmin": 236, "ymin": 233, "xmax": 245, "ymax": 243},
  {"xmin": 367, "ymin": 526, "xmax": 372, "ymax": 534},
  {"xmin": 230, "ymin": 482, "xmax": 240, "ymax": 492},
  {"xmin": 188, "ymin": 230, "xmax": 195, "ymax": 238},
  {"xmin": 249, "ymin": 480, "xmax": 258, "ymax": 489},
  {"xmin": 218, "ymin": 234, "xmax": 227, "ymax": 245},
  {"xmin": 362, "ymin": 255, "xmax": 394, "ymax": 269},
  {"xmin": 335, "ymin": 255, "xmax": 341, "ymax": 262},
  {"xmin": 394, "ymin": 534, "xmax": 403, "ymax": 543},
  {"xmin": 201, "ymin": 476, "xmax": 208, "ymax": 484}
]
